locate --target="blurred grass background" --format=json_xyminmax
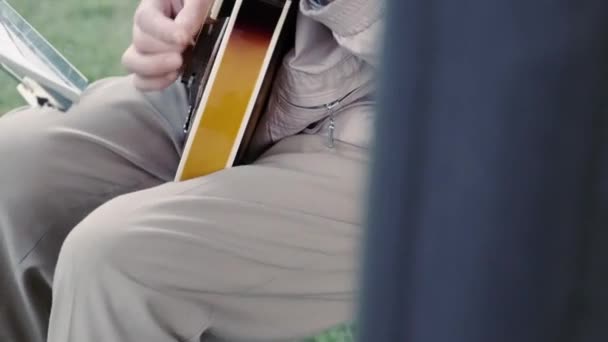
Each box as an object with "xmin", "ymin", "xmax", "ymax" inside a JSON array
[
  {"xmin": 0, "ymin": 0, "xmax": 137, "ymax": 113},
  {"xmin": 0, "ymin": 1, "xmax": 356, "ymax": 341}
]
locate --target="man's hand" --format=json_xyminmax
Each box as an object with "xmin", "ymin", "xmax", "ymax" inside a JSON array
[{"xmin": 122, "ymin": 0, "xmax": 212, "ymax": 91}]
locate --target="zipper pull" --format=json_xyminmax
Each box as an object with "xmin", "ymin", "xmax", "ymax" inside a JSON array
[{"xmin": 326, "ymin": 101, "xmax": 339, "ymax": 148}]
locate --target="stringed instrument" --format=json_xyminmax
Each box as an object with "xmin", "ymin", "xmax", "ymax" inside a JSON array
[{"xmin": 175, "ymin": 0, "xmax": 296, "ymax": 181}]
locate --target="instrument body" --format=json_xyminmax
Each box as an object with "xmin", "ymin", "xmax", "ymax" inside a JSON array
[{"xmin": 176, "ymin": 0, "xmax": 295, "ymax": 181}]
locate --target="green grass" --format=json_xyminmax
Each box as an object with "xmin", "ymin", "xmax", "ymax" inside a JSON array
[
  {"xmin": 0, "ymin": 0, "xmax": 137, "ymax": 113},
  {"xmin": 0, "ymin": 1, "xmax": 356, "ymax": 340}
]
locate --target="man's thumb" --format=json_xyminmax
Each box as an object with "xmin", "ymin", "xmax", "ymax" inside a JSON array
[{"xmin": 174, "ymin": 0, "xmax": 212, "ymax": 38}]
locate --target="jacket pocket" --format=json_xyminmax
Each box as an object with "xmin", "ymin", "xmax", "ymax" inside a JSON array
[{"xmin": 269, "ymin": 83, "xmax": 369, "ymax": 135}]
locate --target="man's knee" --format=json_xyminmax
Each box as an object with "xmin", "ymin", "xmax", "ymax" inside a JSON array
[
  {"xmin": 0, "ymin": 116, "xmax": 60, "ymax": 209},
  {"xmin": 55, "ymin": 194, "xmax": 152, "ymax": 284},
  {"xmin": 0, "ymin": 119, "xmax": 63, "ymax": 269}
]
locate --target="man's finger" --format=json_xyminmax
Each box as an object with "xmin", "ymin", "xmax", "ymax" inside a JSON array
[
  {"xmin": 132, "ymin": 25, "xmax": 178, "ymax": 54},
  {"xmin": 121, "ymin": 45, "xmax": 183, "ymax": 77},
  {"xmin": 174, "ymin": 0, "xmax": 212, "ymax": 38},
  {"xmin": 169, "ymin": 0, "xmax": 185, "ymax": 15},
  {"xmin": 135, "ymin": 2, "xmax": 190, "ymax": 46}
]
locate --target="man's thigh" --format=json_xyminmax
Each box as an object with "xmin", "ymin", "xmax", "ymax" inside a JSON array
[
  {"xmin": 2, "ymin": 75, "xmax": 188, "ymax": 181},
  {"xmin": 0, "ymin": 75, "xmax": 191, "ymax": 342},
  {"xmin": 60, "ymin": 134, "xmax": 369, "ymax": 341},
  {"xmin": 0, "ymin": 75, "xmax": 189, "ymax": 256}
]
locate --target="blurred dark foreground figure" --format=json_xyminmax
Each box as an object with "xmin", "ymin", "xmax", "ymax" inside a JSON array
[{"xmin": 359, "ymin": 0, "xmax": 608, "ymax": 341}]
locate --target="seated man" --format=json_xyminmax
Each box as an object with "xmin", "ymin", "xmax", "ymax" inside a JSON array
[{"xmin": 0, "ymin": 0, "xmax": 382, "ymax": 341}]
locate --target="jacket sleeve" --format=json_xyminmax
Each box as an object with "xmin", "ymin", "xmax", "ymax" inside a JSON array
[{"xmin": 299, "ymin": 0, "xmax": 385, "ymax": 68}]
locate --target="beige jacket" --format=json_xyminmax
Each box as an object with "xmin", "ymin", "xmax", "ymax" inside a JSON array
[{"xmin": 249, "ymin": 0, "xmax": 384, "ymax": 157}]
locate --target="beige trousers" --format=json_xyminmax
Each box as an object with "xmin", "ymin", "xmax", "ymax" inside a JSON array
[{"xmin": 0, "ymin": 76, "xmax": 368, "ymax": 342}]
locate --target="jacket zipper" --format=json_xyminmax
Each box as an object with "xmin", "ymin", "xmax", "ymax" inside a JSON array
[
  {"xmin": 278, "ymin": 86, "xmax": 362, "ymax": 148},
  {"xmin": 326, "ymin": 101, "xmax": 339, "ymax": 148}
]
